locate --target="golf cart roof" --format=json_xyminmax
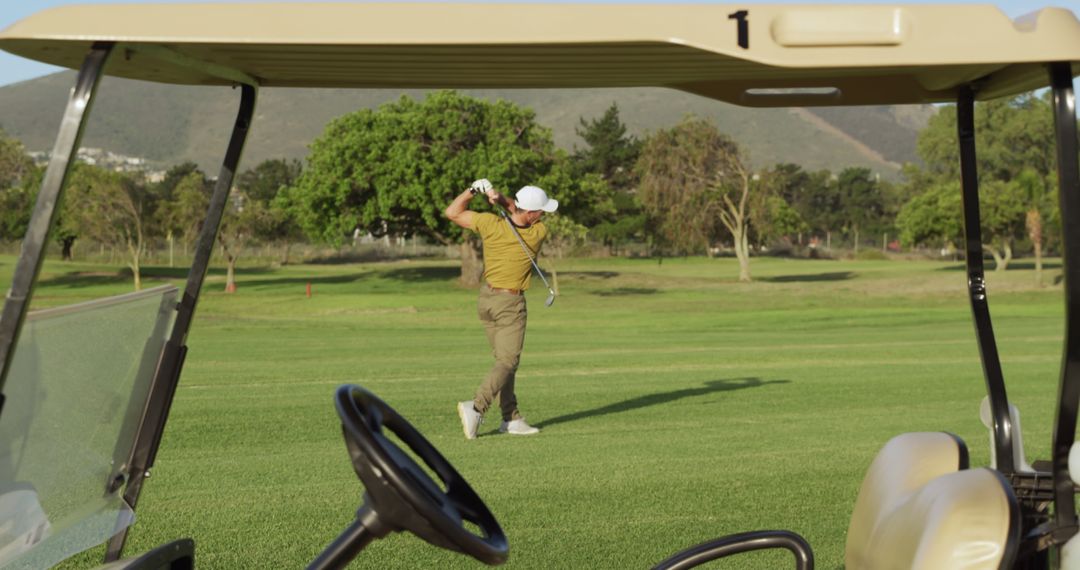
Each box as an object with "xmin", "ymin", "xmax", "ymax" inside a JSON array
[{"xmin": 1, "ymin": 3, "xmax": 1079, "ymax": 107}]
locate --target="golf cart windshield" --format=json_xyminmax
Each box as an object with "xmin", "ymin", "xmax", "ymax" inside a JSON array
[{"xmin": 0, "ymin": 286, "xmax": 176, "ymax": 568}]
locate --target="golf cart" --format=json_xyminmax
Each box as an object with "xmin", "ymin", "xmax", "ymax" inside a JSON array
[{"xmin": 0, "ymin": 3, "xmax": 1078, "ymax": 568}]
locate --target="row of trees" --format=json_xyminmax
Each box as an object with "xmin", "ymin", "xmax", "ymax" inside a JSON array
[
  {"xmin": 281, "ymin": 91, "xmax": 903, "ymax": 284},
  {"xmin": 896, "ymin": 93, "xmax": 1059, "ymax": 283},
  {"xmin": 0, "ymin": 89, "xmax": 1064, "ymax": 288},
  {"xmin": 0, "ymin": 138, "xmax": 303, "ymax": 291}
]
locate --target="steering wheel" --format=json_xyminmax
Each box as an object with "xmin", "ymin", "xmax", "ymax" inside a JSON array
[{"xmin": 309, "ymin": 385, "xmax": 508, "ymax": 569}]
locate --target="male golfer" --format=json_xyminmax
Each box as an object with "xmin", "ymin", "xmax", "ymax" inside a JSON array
[{"xmin": 444, "ymin": 178, "xmax": 558, "ymax": 439}]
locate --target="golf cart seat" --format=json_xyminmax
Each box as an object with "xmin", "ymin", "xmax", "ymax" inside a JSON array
[
  {"xmin": 0, "ymin": 286, "xmax": 190, "ymax": 569},
  {"xmin": 656, "ymin": 432, "xmax": 1019, "ymax": 569},
  {"xmin": 845, "ymin": 432, "xmax": 1019, "ymax": 569}
]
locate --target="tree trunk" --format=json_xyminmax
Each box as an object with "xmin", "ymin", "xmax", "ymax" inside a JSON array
[
  {"xmin": 458, "ymin": 240, "xmax": 483, "ymax": 287},
  {"xmin": 279, "ymin": 241, "xmax": 292, "ymax": 266},
  {"xmin": 1027, "ymin": 210, "xmax": 1044, "ymax": 287},
  {"xmin": 126, "ymin": 237, "xmax": 143, "ymax": 292},
  {"xmin": 986, "ymin": 245, "xmax": 1005, "ymax": 272},
  {"xmin": 225, "ymin": 256, "xmax": 237, "ymax": 293},
  {"xmin": 129, "ymin": 257, "xmax": 142, "ymax": 292},
  {"xmin": 61, "ymin": 236, "xmax": 75, "ymax": 261},
  {"xmin": 1035, "ymin": 241, "xmax": 1043, "ymax": 287},
  {"xmin": 1002, "ymin": 242, "xmax": 1012, "ymax": 271},
  {"xmin": 853, "ymin": 226, "xmax": 860, "ymax": 256},
  {"xmin": 734, "ymin": 226, "xmax": 752, "ymax": 282},
  {"xmin": 547, "ymin": 244, "xmax": 562, "ymax": 295}
]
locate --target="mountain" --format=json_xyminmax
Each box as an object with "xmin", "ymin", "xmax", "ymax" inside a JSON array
[{"xmin": 0, "ymin": 71, "xmax": 934, "ymax": 179}]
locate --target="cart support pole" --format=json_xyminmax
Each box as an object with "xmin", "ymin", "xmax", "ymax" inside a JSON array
[
  {"xmin": 957, "ymin": 86, "xmax": 1015, "ymax": 474},
  {"xmin": 0, "ymin": 43, "xmax": 114, "ymax": 419},
  {"xmin": 104, "ymin": 83, "xmax": 258, "ymax": 562},
  {"xmin": 1049, "ymin": 62, "xmax": 1080, "ymax": 533}
]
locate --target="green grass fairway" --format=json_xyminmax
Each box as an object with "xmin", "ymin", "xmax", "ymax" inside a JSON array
[{"xmin": 3, "ymin": 254, "xmax": 1066, "ymax": 569}]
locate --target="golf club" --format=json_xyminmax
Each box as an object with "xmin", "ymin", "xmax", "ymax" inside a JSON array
[{"xmin": 496, "ymin": 207, "xmax": 556, "ymax": 307}]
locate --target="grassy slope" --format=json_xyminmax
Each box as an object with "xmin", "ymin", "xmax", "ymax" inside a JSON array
[{"xmin": 1, "ymin": 254, "xmax": 1062, "ymax": 569}]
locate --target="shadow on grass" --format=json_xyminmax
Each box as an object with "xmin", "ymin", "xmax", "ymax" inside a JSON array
[
  {"xmin": 562, "ymin": 271, "xmax": 620, "ymax": 279},
  {"xmin": 140, "ymin": 268, "xmax": 189, "ymax": 280},
  {"xmin": 534, "ymin": 377, "xmax": 787, "ymax": 429},
  {"xmin": 760, "ymin": 272, "xmax": 854, "ymax": 283},
  {"xmin": 1005, "ymin": 261, "xmax": 1062, "ymax": 271},
  {"xmin": 936, "ymin": 261, "xmax": 1062, "ymax": 272},
  {"xmin": 235, "ymin": 272, "xmax": 370, "ymax": 288},
  {"xmin": 39, "ymin": 270, "xmax": 130, "ymax": 287},
  {"xmin": 591, "ymin": 287, "xmax": 659, "ymax": 297},
  {"xmin": 382, "ymin": 266, "xmax": 460, "ymax": 282},
  {"xmin": 308, "ymin": 250, "xmax": 442, "ymax": 264}
]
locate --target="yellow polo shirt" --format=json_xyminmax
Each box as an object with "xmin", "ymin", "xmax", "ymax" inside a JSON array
[{"xmin": 471, "ymin": 212, "xmax": 548, "ymax": 290}]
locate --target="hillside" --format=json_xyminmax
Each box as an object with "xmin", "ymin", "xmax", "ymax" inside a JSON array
[{"xmin": 0, "ymin": 71, "xmax": 934, "ymax": 179}]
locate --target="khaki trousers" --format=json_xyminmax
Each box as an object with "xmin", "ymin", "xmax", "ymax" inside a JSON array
[{"xmin": 474, "ymin": 286, "xmax": 528, "ymax": 421}]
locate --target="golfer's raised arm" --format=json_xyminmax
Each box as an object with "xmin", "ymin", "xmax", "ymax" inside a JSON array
[
  {"xmin": 487, "ymin": 191, "xmax": 516, "ymax": 214},
  {"xmin": 445, "ymin": 188, "xmax": 477, "ymax": 229}
]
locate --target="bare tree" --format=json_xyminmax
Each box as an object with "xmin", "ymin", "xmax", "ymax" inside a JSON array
[
  {"xmin": 158, "ymin": 170, "xmax": 211, "ymax": 265},
  {"xmin": 68, "ymin": 164, "xmax": 154, "ymax": 290},
  {"xmin": 218, "ymin": 189, "xmax": 271, "ymax": 293}
]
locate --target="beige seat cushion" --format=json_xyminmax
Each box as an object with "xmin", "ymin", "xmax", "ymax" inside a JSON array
[{"xmin": 846, "ymin": 433, "xmax": 1018, "ymax": 570}]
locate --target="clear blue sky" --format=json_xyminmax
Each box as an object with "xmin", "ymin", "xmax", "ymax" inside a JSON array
[{"xmin": 1, "ymin": 0, "xmax": 1078, "ymax": 87}]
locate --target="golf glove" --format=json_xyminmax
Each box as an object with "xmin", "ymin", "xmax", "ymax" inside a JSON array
[{"xmin": 470, "ymin": 178, "xmax": 493, "ymax": 195}]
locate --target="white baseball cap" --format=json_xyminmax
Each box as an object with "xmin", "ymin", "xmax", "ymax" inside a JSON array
[{"xmin": 514, "ymin": 185, "xmax": 558, "ymax": 213}]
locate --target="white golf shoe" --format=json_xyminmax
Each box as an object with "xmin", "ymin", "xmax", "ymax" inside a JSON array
[
  {"xmin": 457, "ymin": 401, "xmax": 482, "ymax": 440},
  {"xmin": 499, "ymin": 419, "xmax": 540, "ymax": 435}
]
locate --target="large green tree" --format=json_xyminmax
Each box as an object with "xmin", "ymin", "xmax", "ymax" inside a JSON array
[
  {"xmin": 761, "ymin": 163, "xmax": 840, "ymax": 248},
  {"xmin": 572, "ymin": 103, "xmax": 640, "ymax": 187},
  {"xmin": 748, "ymin": 190, "xmax": 808, "ymax": 251},
  {"xmin": 979, "ymin": 179, "xmax": 1028, "ymax": 270},
  {"xmin": 572, "ymin": 103, "xmax": 642, "ymax": 254},
  {"xmin": 836, "ymin": 167, "xmax": 885, "ymax": 254},
  {"xmin": 238, "ymin": 158, "xmax": 302, "ymax": 203},
  {"xmin": 239, "ymin": 158, "xmax": 304, "ymax": 264},
  {"xmin": 636, "ymin": 117, "xmax": 754, "ymax": 281},
  {"xmin": 908, "ymin": 93, "xmax": 1058, "ymax": 270},
  {"xmin": 0, "ymin": 130, "xmax": 38, "ymax": 242},
  {"xmin": 917, "ymin": 95, "xmax": 1055, "ymax": 182},
  {"xmin": 0, "ymin": 168, "xmax": 41, "ymax": 244},
  {"xmin": 895, "ymin": 182, "xmax": 964, "ymax": 252},
  {"xmin": 281, "ymin": 90, "xmax": 576, "ymax": 285}
]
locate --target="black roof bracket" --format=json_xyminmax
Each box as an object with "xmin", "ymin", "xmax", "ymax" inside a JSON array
[
  {"xmin": 957, "ymin": 84, "xmax": 1016, "ymax": 475},
  {"xmin": 1049, "ymin": 61, "xmax": 1080, "ymax": 535}
]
